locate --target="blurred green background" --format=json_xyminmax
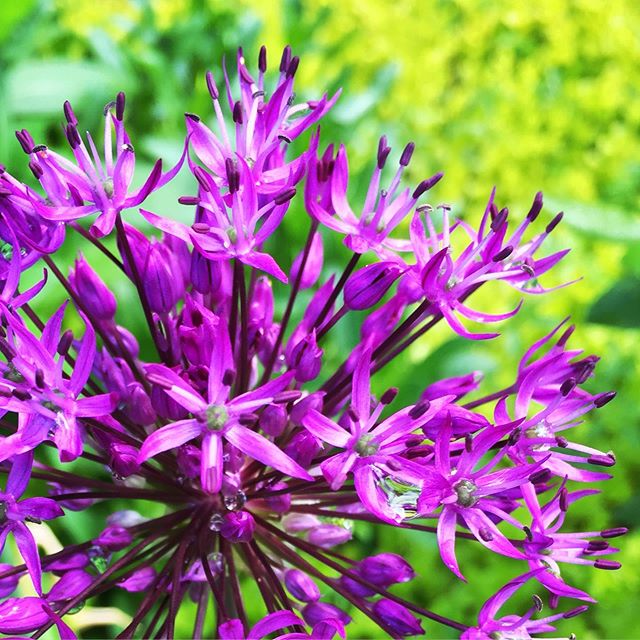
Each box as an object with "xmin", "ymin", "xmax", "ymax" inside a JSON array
[{"xmin": 1, "ymin": 0, "xmax": 639, "ymax": 637}]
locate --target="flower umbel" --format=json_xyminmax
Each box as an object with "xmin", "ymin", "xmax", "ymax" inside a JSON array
[{"xmin": 0, "ymin": 46, "xmax": 623, "ymax": 639}]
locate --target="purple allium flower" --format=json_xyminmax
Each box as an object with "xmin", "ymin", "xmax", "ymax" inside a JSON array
[{"xmin": 0, "ymin": 45, "xmax": 624, "ymax": 640}]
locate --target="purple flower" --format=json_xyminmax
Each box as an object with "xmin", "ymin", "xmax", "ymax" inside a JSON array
[
  {"xmin": 26, "ymin": 96, "xmax": 179, "ymax": 237},
  {"xmin": 0, "ymin": 44, "xmax": 619, "ymax": 640},
  {"xmin": 0, "ymin": 453, "xmax": 63, "ymax": 594}
]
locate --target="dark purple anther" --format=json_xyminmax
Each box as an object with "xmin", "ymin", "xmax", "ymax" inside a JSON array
[
  {"xmin": 115, "ymin": 92, "xmax": 126, "ymax": 121},
  {"xmin": 523, "ymin": 525, "xmax": 533, "ymax": 541},
  {"xmin": 34, "ymin": 369, "xmax": 45, "ymax": 389},
  {"xmin": 380, "ymin": 387, "xmax": 398, "ymax": 405},
  {"xmin": 412, "ymin": 172, "xmax": 444, "ymax": 199},
  {"xmin": 57, "ymin": 330, "xmax": 74, "ymax": 356},
  {"xmin": 465, "ymin": 434, "xmax": 473, "ymax": 453},
  {"xmin": 586, "ymin": 540, "xmax": 609, "ymax": 552},
  {"xmin": 507, "ymin": 427, "xmax": 521, "ymax": 446},
  {"xmin": 238, "ymin": 63, "xmax": 253, "ymax": 85},
  {"xmin": 63, "ymin": 100, "xmax": 77, "ymax": 125},
  {"xmin": 258, "ymin": 46, "xmax": 267, "ymax": 73},
  {"xmin": 529, "ymin": 468, "xmax": 551, "ymax": 484},
  {"xmin": 409, "ymin": 400, "xmax": 430, "ymax": 420},
  {"xmin": 178, "ymin": 196, "xmax": 200, "ymax": 206},
  {"xmin": 594, "ymin": 391, "xmax": 616, "ymax": 408},
  {"xmin": 185, "ymin": 112, "xmax": 201, "ymax": 122},
  {"xmin": 399, "ymin": 142, "xmax": 415, "ymax": 166},
  {"xmin": 205, "ymin": 71, "xmax": 219, "ymax": 100},
  {"xmin": 532, "ymin": 594, "xmax": 543, "ymax": 612},
  {"xmin": 31, "ymin": 144, "xmax": 47, "ymax": 154},
  {"xmin": 490, "ymin": 208, "xmax": 508, "ymax": 232},
  {"xmin": 559, "ymin": 488, "xmax": 568, "ymax": 512},
  {"xmin": 191, "ymin": 222, "xmax": 210, "ymax": 234},
  {"xmin": 377, "ymin": 143, "xmax": 391, "ymax": 169},
  {"xmin": 287, "ymin": 56, "xmax": 300, "ymax": 79},
  {"xmin": 594, "ymin": 559, "xmax": 621, "ymax": 570},
  {"xmin": 557, "ymin": 324, "xmax": 575, "ymax": 346},
  {"xmin": 564, "ymin": 605, "xmax": 589, "ymax": 619},
  {"xmin": 222, "ymin": 369, "xmax": 236, "ymax": 387},
  {"xmin": 492, "ymin": 245, "xmax": 513, "ymax": 262},
  {"xmin": 274, "ymin": 188, "xmax": 297, "ymax": 205},
  {"xmin": 546, "ymin": 211, "xmax": 564, "ymax": 233},
  {"xmin": 526, "ymin": 191, "xmax": 544, "ymax": 221},
  {"xmin": 587, "ymin": 454, "xmax": 616, "ymax": 467},
  {"xmin": 560, "ymin": 377, "xmax": 576, "ymax": 396},
  {"xmin": 65, "ymin": 124, "xmax": 81, "ymax": 149},
  {"xmin": 555, "ymin": 435, "xmax": 568, "ymax": 448},
  {"xmin": 279, "ymin": 45, "xmax": 292, "ymax": 72},
  {"xmin": 225, "ymin": 158, "xmax": 240, "ymax": 193},
  {"xmin": 28, "ymin": 161, "xmax": 43, "ymax": 179},
  {"xmin": 12, "ymin": 389, "xmax": 31, "ymax": 401},
  {"xmin": 601, "ymin": 527, "xmax": 628, "ymax": 539},
  {"xmin": 15, "ymin": 129, "xmax": 34, "ymax": 154},
  {"xmin": 193, "ymin": 166, "xmax": 211, "ymax": 192}
]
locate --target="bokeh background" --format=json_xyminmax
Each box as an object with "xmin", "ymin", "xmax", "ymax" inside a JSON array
[{"xmin": 1, "ymin": 0, "xmax": 639, "ymax": 637}]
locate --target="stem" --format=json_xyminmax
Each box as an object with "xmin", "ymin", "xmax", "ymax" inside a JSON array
[
  {"xmin": 114, "ymin": 213, "xmax": 167, "ymax": 363},
  {"xmin": 235, "ymin": 260, "xmax": 250, "ymax": 396},
  {"xmin": 261, "ymin": 220, "xmax": 318, "ymax": 384},
  {"xmin": 71, "ymin": 221, "xmax": 126, "ymax": 272},
  {"xmin": 257, "ymin": 516, "xmax": 468, "ymax": 632},
  {"xmin": 313, "ymin": 252, "xmax": 360, "ymax": 331}
]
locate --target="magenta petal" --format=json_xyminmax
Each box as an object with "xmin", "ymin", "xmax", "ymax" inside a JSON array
[
  {"xmin": 248, "ymin": 610, "xmax": 303, "ymax": 639},
  {"xmin": 301, "ymin": 410, "xmax": 351, "ymax": 448},
  {"xmin": 219, "ymin": 618, "xmax": 246, "ymax": 640},
  {"xmin": 240, "ymin": 250, "xmax": 288, "ymax": 283},
  {"xmin": 137, "ymin": 419, "xmax": 201, "ymax": 463},
  {"xmin": 117, "ymin": 566, "xmax": 157, "ymax": 592},
  {"xmin": 6, "ymin": 451, "xmax": 33, "ymax": 497},
  {"xmin": 225, "ymin": 424, "xmax": 313, "ymax": 481},
  {"xmin": 437, "ymin": 507, "xmax": 465, "ymax": 581},
  {"xmin": 353, "ymin": 465, "xmax": 403, "ymax": 524},
  {"xmin": 69, "ymin": 317, "xmax": 96, "ymax": 395},
  {"xmin": 0, "ymin": 596, "xmax": 50, "ymax": 633},
  {"xmin": 13, "ymin": 523, "xmax": 43, "ymax": 594},
  {"xmin": 18, "ymin": 497, "xmax": 64, "ymax": 521},
  {"xmin": 201, "ymin": 432, "xmax": 223, "ymax": 494}
]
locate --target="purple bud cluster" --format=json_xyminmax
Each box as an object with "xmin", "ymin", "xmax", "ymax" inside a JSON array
[{"xmin": 0, "ymin": 46, "xmax": 624, "ymax": 639}]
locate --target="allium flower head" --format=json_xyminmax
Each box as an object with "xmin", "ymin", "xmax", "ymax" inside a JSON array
[{"xmin": 0, "ymin": 46, "xmax": 624, "ymax": 639}]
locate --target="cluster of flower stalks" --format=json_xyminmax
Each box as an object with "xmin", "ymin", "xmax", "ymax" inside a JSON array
[{"xmin": 0, "ymin": 46, "xmax": 626, "ymax": 639}]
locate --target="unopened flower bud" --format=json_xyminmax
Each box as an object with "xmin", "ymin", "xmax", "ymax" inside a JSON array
[
  {"xmin": 69, "ymin": 255, "xmax": 117, "ymax": 321},
  {"xmin": 344, "ymin": 261, "xmax": 402, "ymax": 310},
  {"xmin": 284, "ymin": 569, "xmax": 321, "ymax": 602},
  {"xmin": 372, "ymin": 599, "xmax": 424, "ymax": 637},
  {"xmin": 220, "ymin": 511, "xmax": 255, "ymax": 543}
]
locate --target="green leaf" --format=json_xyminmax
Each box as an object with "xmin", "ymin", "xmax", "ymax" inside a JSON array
[
  {"xmin": 587, "ymin": 277, "xmax": 640, "ymax": 328},
  {"xmin": 545, "ymin": 198, "xmax": 640, "ymax": 242}
]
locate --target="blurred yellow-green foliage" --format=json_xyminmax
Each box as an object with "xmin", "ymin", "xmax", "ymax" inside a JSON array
[{"xmin": 1, "ymin": 0, "xmax": 639, "ymax": 638}]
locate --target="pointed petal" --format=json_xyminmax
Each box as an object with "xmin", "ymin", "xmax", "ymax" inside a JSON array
[
  {"xmin": 201, "ymin": 432, "xmax": 223, "ymax": 494},
  {"xmin": 301, "ymin": 409, "xmax": 351, "ymax": 448},
  {"xmin": 137, "ymin": 419, "xmax": 201, "ymax": 463},
  {"xmin": 437, "ymin": 507, "xmax": 465, "ymax": 580}
]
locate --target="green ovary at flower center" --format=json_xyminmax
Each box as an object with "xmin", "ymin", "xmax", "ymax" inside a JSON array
[
  {"xmin": 355, "ymin": 434, "xmax": 379, "ymax": 456},
  {"xmin": 454, "ymin": 478, "xmax": 478, "ymax": 507},
  {"xmin": 206, "ymin": 405, "xmax": 229, "ymax": 431}
]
